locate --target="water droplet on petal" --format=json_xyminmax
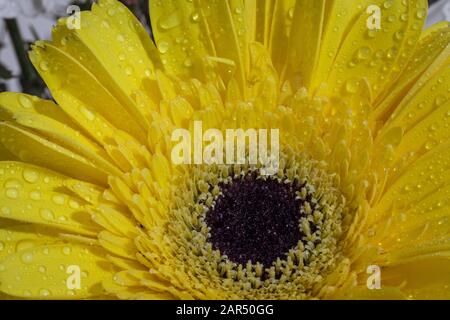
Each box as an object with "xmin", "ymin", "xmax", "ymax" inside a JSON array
[
  {"xmin": 191, "ymin": 12, "xmax": 200, "ymax": 23},
  {"xmin": 23, "ymin": 169, "xmax": 39, "ymax": 183},
  {"xmin": 1, "ymin": 206, "xmax": 11, "ymax": 216},
  {"xmin": 30, "ymin": 191, "xmax": 41, "ymax": 201},
  {"xmin": 5, "ymin": 188, "xmax": 19, "ymax": 199},
  {"xmin": 39, "ymin": 61, "xmax": 49, "ymax": 72},
  {"xmin": 39, "ymin": 289, "xmax": 50, "ymax": 297},
  {"xmin": 62, "ymin": 246, "xmax": 72, "ymax": 255},
  {"xmin": 158, "ymin": 41, "xmax": 169, "ymax": 54},
  {"xmin": 21, "ymin": 252, "xmax": 34, "ymax": 264},
  {"xmin": 80, "ymin": 107, "xmax": 95, "ymax": 121},
  {"xmin": 52, "ymin": 195, "xmax": 65, "ymax": 205},
  {"xmin": 40, "ymin": 209, "xmax": 55, "ymax": 221},
  {"xmin": 345, "ymin": 79, "xmax": 359, "ymax": 93},
  {"xmin": 159, "ymin": 11, "xmax": 181, "ymax": 30},
  {"xmin": 356, "ymin": 47, "xmax": 371, "ymax": 61},
  {"xmin": 18, "ymin": 96, "xmax": 33, "ymax": 109}
]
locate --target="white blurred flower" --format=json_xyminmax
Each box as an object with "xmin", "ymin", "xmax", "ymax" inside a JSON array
[
  {"xmin": 427, "ymin": 0, "xmax": 450, "ymax": 26},
  {"xmin": 0, "ymin": 0, "xmax": 72, "ymax": 18}
]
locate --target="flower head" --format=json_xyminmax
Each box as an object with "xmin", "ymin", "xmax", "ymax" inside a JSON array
[{"xmin": 0, "ymin": 0, "xmax": 449, "ymax": 299}]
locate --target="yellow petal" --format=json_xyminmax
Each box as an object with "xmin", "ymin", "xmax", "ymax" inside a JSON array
[
  {"xmin": 0, "ymin": 92, "xmax": 121, "ymax": 177},
  {"xmin": 0, "ymin": 244, "xmax": 112, "ymax": 299},
  {"xmin": 372, "ymin": 23, "xmax": 449, "ymax": 122},
  {"xmin": 374, "ymin": 141, "xmax": 450, "ymax": 220},
  {"xmin": 0, "ymin": 161, "xmax": 100, "ymax": 235},
  {"xmin": 326, "ymin": 0, "xmax": 427, "ymax": 100},
  {"xmin": 0, "ymin": 123, "xmax": 108, "ymax": 185},
  {"xmin": 0, "ymin": 224, "xmax": 61, "ymax": 262},
  {"xmin": 286, "ymin": 0, "xmax": 325, "ymax": 88}
]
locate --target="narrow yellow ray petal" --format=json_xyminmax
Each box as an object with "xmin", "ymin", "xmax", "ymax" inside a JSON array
[
  {"xmin": 393, "ymin": 101, "xmax": 449, "ymax": 160},
  {"xmin": 327, "ymin": 0, "xmax": 427, "ymax": 99},
  {"xmin": 197, "ymin": 0, "xmax": 247, "ymax": 94},
  {"xmin": 29, "ymin": 41, "xmax": 146, "ymax": 143},
  {"xmin": 0, "ymin": 224, "xmax": 61, "ymax": 262},
  {"xmin": 0, "ymin": 93, "xmax": 121, "ymax": 177},
  {"xmin": 374, "ymin": 141, "xmax": 450, "ymax": 219},
  {"xmin": 98, "ymin": 231, "xmax": 137, "ymax": 260},
  {"xmin": 312, "ymin": 0, "xmax": 372, "ymax": 90},
  {"xmin": 286, "ymin": 0, "xmax": 325, "ymax": 89},
  {"xmin": 0, "ymin": 161, "xmax": 100, "ymax": 235},
  {"xmin": 149, "ymin": 0, "xmax": 213, "ymax": 80},
  {"xmin": 377, "ymin": 58, "xmax": 449, "ymax": 138},
  {"xmin": 268, "ymin": 0, "xmax": 295, "ymax": 75},
  {"xmin": 382, "ymin": 258, "xmax": 450, "ymax": 300},
  {"xmin": 371, "ymin": 24, "xmax": 449, "ymax": 124},
  {"xmin": 0, "ymin": 244, "xmax": 112, "ymax": 299},
  {"xmin": 0, "ymin": 123, "xmax": 108, "ymax": 185}
]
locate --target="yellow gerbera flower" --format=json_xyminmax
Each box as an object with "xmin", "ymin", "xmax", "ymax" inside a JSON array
[{"xmin": 0, "ymin": 0, "xmax": 449, "ymax": 300}]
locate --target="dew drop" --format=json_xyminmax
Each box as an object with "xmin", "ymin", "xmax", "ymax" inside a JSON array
[
  {"xmin": 118, "ymin": 53, "xmax": 126, "ymax": 61},
  {"xmin": 18, "ymin": 95, "xmax": 33, "ymax": 109},
  {"xmin": 38, "ymin": 265, "xmax": 47, "ymax": 273},
  {"xmin": 416, "ymin": 8, "xmax": 426, "ymax": 19},
  {"xmin": 345, "ymin": 80, "xmax": 359, "ymax": 93},
  {"xmin": 394, "ymin": 31, "xmax": 404, "ymax": 40},
  {"xmin": 5, "ymin": 188, "xmax": 19, "ymax": 199},
  {"xmin": 159, "ymin": 11, "xmax": 181, "ymax": 30},
  {"xmin": 29, "ymin": 191, "xmax": 42, "ymax": 201},
  {"xmin": 191, "ymin": 12, "xmax": 200, "ymax": 23},
  {"xmin": 288, "ymin": 7, "xmax": 295, "ymax": 19},
  {"xmin": 356, "ymin": 47, "xmax": 371, "ymax": 61},
  {"xmin": 386, "ymin": 47, "xmax": 398, "ymax": 59},
  {"xmin": 1, "ymin": 206, "xmax": 11, "ymax": 216},
  {"xmin": 39, "ymin": 289, "xmax": 50, "ymax": 297},
  {"xmin": 62, "ymin": 246, "xmax": 72, "ymax": 256},
  {"xmin": 39, "ymin": 61, "xmax": 49, "ymax": 72},
  {"xmin": 16, "ymin": 240, "xmax": 35, "ymax": 252},
  {"xmin": 21, "ymin": 252, "xmax": 34, "ymax": 264},
  {"xmin": 40, "ymin": 209, "xmax": 55, "ymax": 221},
  {"xmin": 23, "ymin": 169, "xmax": 39, "ymax": 183},
  {"xmin": 69, "ymin": 200, "xmax": 80, "ymax": 209},
  {"xmin": 125, "ymin": 66, "xmax": 134, "ymax": 76},
  {"xmin": 52, "ymin": 195, "xmax": 65, "ymax": 205},
  {"xmin": 80, "ymin": 107, "xmax": 95, "ymax": 121},
  {"xmin": 0, "ymin": 241, "xmax": 4, "ymax": 252},
  {"xmin": 158, "ymin": 41, "xmax": 169, "ymax": 54}
]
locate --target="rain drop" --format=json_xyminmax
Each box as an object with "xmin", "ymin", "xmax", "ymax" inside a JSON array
[
  {"xmin": 40, "ymin": 209, "xmax": 55, "ymax": 221},
  {"xmin": 5, "ymin": 188, "xmax": 19, "ymax": 199},
  {"xmin": 159, "ymin": 11, "xmax": 181, "ymax": 30},
  {"xmin": 158, "ymin": 41, "xmax": 169, "ymax": 54},
  {"xmin": 62, "ymin": 246, "xmax": 72, "ymax": 256},
  {"xmin": 18, "ymin": 96, "xmax": 33, "ymax": 109},
  {"xmin": 191, "ymin": 12, "xmax": 200, "ymax": 23},
  {"xmin": 39, "ymin": 289, "xmax": 50, "ymax": 297},
  {"xmin": 30, "ymin": 191, "xmax": 42, "ymax": 201},
  {"xmin": 21, "ymin": 252, "xmax": 34, "ymax": 264},
  {"xmin": 23, "ymin": 169, "xmax": 39, "ymax": 183}
]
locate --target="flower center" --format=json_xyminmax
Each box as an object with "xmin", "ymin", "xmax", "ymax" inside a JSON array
[{"xmin": 206, "ymin": 172, "xmax": 304, "ymax": 266}]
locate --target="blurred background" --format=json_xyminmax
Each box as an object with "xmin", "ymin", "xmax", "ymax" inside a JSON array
[{"xmin": 0, "ymin": 0, "xmax": 448, "ymax": 98}]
